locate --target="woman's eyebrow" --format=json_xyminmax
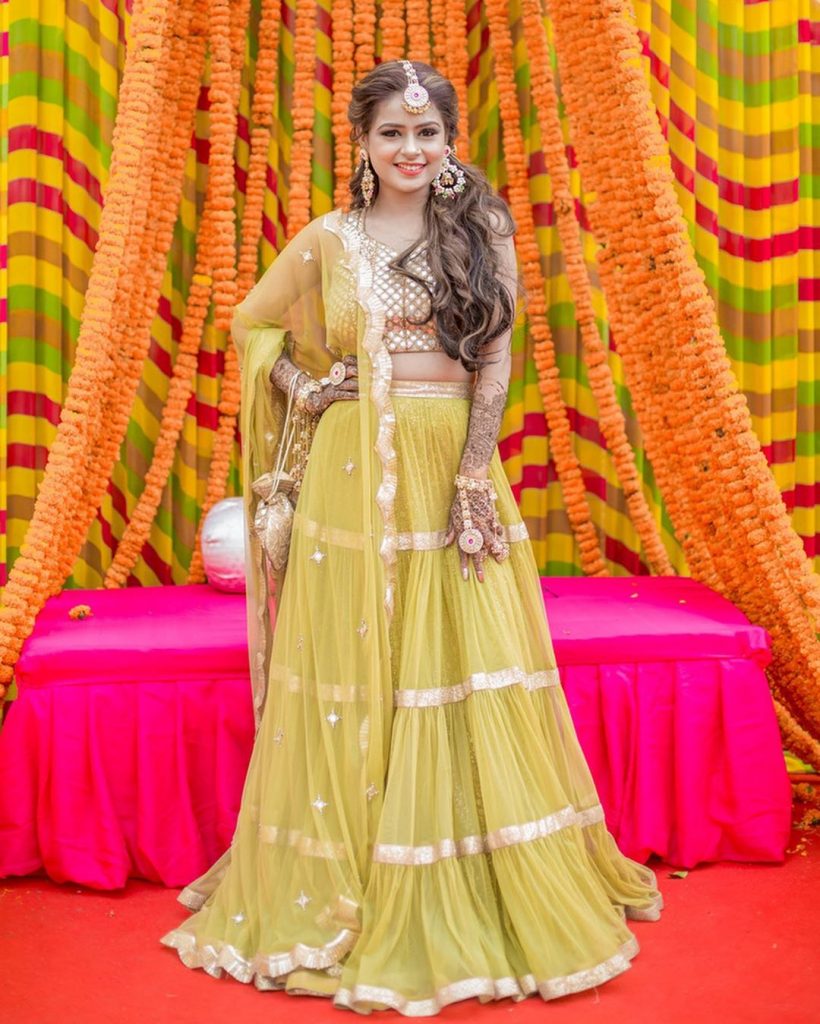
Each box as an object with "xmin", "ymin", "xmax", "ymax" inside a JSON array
[{"xmin": 376, "ymin": 121, "xmax": 441, "ymax": 129}]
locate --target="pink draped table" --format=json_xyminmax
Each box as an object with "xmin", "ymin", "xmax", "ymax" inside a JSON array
[{"xmin": 0, "ymin": 578, "xmax": 791, "ymax": 889}]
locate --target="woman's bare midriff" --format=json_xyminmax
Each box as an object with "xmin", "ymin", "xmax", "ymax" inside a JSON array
[{"xmin": 389, "ymin": 350, "xmax": 474, "ymax": 383}]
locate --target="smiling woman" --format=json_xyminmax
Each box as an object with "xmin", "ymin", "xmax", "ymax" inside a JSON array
[{"xmin": 159, "ymin": 59, "xmax": 664, "ymax": 1016}]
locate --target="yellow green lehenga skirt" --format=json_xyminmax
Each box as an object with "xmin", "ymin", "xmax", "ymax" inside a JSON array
[{"xmin": 161, "ymin": 380, "xmax": 663, "ymax": 1015}]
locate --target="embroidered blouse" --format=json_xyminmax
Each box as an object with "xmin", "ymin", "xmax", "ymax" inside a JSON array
[{"xmin": 325, "ymin": 213, "xmax": 443, "ymax": 356}]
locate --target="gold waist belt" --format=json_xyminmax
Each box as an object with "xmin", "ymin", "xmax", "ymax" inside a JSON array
[{"xmin": 389, "ymin": 379, "xmax": 474, "ymax": 399}]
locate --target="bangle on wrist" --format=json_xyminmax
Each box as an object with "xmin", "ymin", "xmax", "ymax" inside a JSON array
[
  {"xmin": 455, "ymin": 473, "xmax": 496, "ymax": 500},
  {"xmin": 293, "ymin": 372, "xmax": 322, "ymax": 413}
]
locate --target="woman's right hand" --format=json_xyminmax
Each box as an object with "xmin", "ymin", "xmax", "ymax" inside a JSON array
[{"xmin": 303, "ymin": 355, "xmax": 359, "ymax": 416}]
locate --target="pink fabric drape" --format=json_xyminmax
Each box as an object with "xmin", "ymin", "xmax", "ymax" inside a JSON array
[{"xmin": 0, "ymin": 580, "xmax": 791, "ymax": 889}]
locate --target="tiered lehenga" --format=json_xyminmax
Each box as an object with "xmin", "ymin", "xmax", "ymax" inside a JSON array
[{"xmin": 160, "ymin": 209, "xmax": 663, "ymax": 1015}]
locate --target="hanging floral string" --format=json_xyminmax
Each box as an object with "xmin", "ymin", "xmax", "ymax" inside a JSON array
[
  {"xmin": 520, "ymin": 0, "xmax": 671, "ymax": 575},
  {"xmin": 79, "ymin": 0, "xmax": 208, "ymax": 585},
  {"xmin": 50, "ymin": 0, "xmax": 205, "ymax": 588},
  {"xmin": 547, "ymin": 0, "xmax": 820, "ymax": 761},
  {"xmin": 447, "ymin": 0, "xmax": 470, "ymax": 154},
  {"xmin": 209, "ymin": 0, "xmax": 250, "ymax": 329},
  {"xmin": 187, "ymin": 0, "xmax": 275, "ymax": 583},
  {"xmin": 485, "ymin": 0, "xmax": 607, "ymax": 575},
  {"xmin": 105, "ymin": 0, "xmax": 252, "ymax": 586},
  {"xmin": 0, "ymin": 0, "xmax": 183, "ymax": 697},
  {"xmin": 183, "ymin": 0, "xmax": 252, "ymax": 583},
  {"xmin": 774, "ymin": 700, "xmax": 820, "ymax": 778},
  {"xmin": 379, "ymin": 0, "xmax": 407, "ymax": 62},
  {"xmin": 353, "ymin": 0, "xmax": 376, "ymax": 75},
  {"xmin": 287, "ymin": 0, "xmax": 318, "ymax": 237},
  {"xmin": 237, "ymin": 0, "xmax": 281, "ymax": 294},
  {"xmin": 547, "ymin": 1, "xmax": 816, "ymax": 746},
  {"xmin": 406, "ymin": 0, "xmax": 430, "ymax": 62},
  {"xmin": 332, "ymin": 0, "xmax": 355, "ymax": 208},
  {"xmin": 427, "ymin": 0, "xmax": 448, "ymax": 74},
  {"xmin": 186, "ymin": 339, "xmax": 242, "ymax": 582}
]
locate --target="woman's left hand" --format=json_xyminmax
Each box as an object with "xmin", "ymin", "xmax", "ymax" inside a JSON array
[{"xmin": 444, "ymin": 489, "xmax": 509, "ymax": 583}]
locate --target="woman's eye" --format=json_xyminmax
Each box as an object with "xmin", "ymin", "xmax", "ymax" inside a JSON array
[{"xmin": 379, "ymin": 129, "xmax": 439, "ymax": 138}]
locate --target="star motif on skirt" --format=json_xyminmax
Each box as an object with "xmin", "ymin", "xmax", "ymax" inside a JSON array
[
  {"xmin": 310, "ymin": 547, "xmax": 326, "ymax": 565},
  {"xmin": 312, "ymin": 794, "xmax": 328, "ymax": 814},
  {"xmin": 273, "ymin": 728, "xmax": 285, "ymax": 745},
  {"xmin": 365, "ymin": 783, "xmax": 379, "ymax": 801},
  {"xmin": 294, "ymin": 890, "xmax": 312, "ymax": 910},
  {"xmin": 326, "ymin": 708, "xmax": 342, "ymax": 728},
  {"xmin": 300, "ymin": 248, "xmax": 315, "ymax": 263},
  {"xmin": 230, "ymin": 911, "xmax": 246, "ymax": 924},
  {"xmin": 343, "ymin": 458, "xmax": 356, "ymax": 476},
  {"xmin": 356, "ymin": 619, "xmax": 368, "ymax": 639}
]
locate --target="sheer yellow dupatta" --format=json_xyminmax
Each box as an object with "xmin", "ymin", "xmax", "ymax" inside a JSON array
[
  {"xmin": 177, "ymin": 209, "xmax": 400, "ymax": 930},
  {"xmin": 233, "ymin": 209, "xmax": 397, "ymax": 777},
  {"xmin": 233, "ymin": 215, "xmax": 340, "ymax": 727}
]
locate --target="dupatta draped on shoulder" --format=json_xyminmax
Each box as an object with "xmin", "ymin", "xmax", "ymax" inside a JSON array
[{"xmin": 233, "ymin": 209, "xmax": 397, "ymax": 767}]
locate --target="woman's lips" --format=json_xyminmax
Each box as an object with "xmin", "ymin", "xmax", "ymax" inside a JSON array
[{"xmin": 395, "ymin": 163, "xmax": 426, "ymax": 176}]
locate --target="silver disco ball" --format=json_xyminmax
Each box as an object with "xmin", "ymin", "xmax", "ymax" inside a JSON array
[{"xmin": 201, "ymin": 497, "xmax": 246, "ymax": 593}]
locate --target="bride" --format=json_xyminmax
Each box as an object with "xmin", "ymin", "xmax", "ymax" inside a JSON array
[{"xmin": 161, "ymin": 58, "xmax": 663, "ymax": 1016}]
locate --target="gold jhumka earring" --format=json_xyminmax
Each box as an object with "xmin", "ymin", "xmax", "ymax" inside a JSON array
[{"xmin": 360, "ymin": 150, "xmax": 375, "ymax": 207}]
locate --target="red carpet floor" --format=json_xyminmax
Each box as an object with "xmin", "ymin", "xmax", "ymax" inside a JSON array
[{"xmin": 2, "ymin": 824, "xmax": 818, "ymax": 1024}]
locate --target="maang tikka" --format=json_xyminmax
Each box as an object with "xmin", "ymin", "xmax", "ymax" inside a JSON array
[
  {"xmin": 400, "ymin": 60, "xmax": 431, "ymax": 115},
  {"xmin": 432, "ymin": 144, "xmax": 466, "ymax": 199}
]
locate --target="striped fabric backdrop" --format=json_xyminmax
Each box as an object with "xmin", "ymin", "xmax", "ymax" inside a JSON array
[{"xmin": 0, "ymin": 0, "xmax": 817, "ymax": 588}]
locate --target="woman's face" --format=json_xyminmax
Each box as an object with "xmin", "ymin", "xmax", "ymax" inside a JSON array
[{"xmin": 363, "ymin": 92, "xmax": 448, "ymax": 200}]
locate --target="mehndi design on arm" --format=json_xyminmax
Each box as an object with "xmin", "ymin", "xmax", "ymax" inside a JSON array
[{"xmin": 459, "ymin": 377, "xmax": 508, "ymax": 475}]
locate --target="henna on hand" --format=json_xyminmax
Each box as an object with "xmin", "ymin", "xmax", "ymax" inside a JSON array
[
  {"xmin": 444, "ymin": 483, "xmax": 509, "ymax": 582},
  {"xmin": 303, "ymin": 374, "xmax": 359, "ymax": 416},
  {"xmin": 269, "ymin": 351, "xmax": 359, "ymax": 414}
]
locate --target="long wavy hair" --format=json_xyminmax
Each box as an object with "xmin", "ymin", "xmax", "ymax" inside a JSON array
[{"xmin": 348, "ymin": 61, "xmax": 517, "ymax": 371}]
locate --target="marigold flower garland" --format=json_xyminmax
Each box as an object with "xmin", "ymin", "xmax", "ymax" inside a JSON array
[
  {"xmin": 548, "ymin": 0, "xmax": 820, "ymax": 760},
  {"xmin": 406, "ymin": 0, "xmax": 430, "ymax": 61},
  {"xmin": 550, "ymin": 10, "xmax": 744, "ymax": 592},
  {"xmin": 353, "ymin": 0, "xmax": 376, "ymax": 75},
  {"xmin": 774, "ymin": 699, "xmax": 820, "ymax": 777},
  {"xmin": 188, "ymin": 0, "xmax": 276, "ymax": 582},
  {"xmin": 287, "ymin": 0, "xmax": 318, "ymax": 237},
  {"xmin": 430, "ymin": 0, "xmax": 449, "ymax": 75},
  {"xmin": 52, "ymin": 0, "xmax": 201, "ymax": 586},
  {"xmin": 85, "ymin": 0, "xmax": 208, "ymax": 584},
  {"xmin": 236, "ymin": 0, "xmax": 281, "ymax": 295},
  {"xmin": 549, "ymin": 2, "xmax": 816, "ymax": 740},
  {"xmin": 186, "ymin": 337, "xmax": 242, "ymax": 582},
  {"xmin": 209, "ymin": 0, "xmax": 248, "ymax": 330},
  {"xmin": 519, "ymin": 0, "xmax": 670, "ymax": 575},
  {"xmin": 379, "ymin": 0, "xmax": 407, "ymax": 62},
  {"xmin": 105, "ymin": 0, "xmax": 251, "ymax": 586},
  {"xmin": 446, "ymin": 0, "xmax": 470, "ymax": 154},
  {"xmin": 485, "ymin": 0, "xmax": 606, "ymax": 575},
  {"xmin": 0, "ymin": 0, "xmax": 181, "ymax": 696},
  {"xmin": 332, "ymin": 0, "xmax": 355, "ymax": 208}
]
